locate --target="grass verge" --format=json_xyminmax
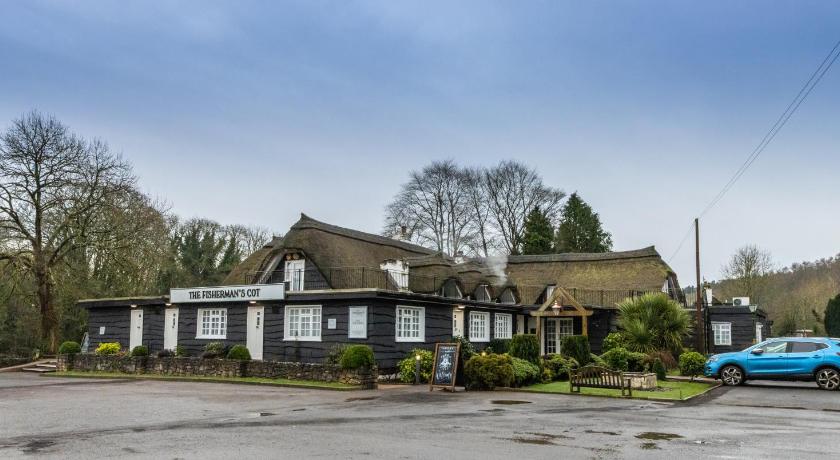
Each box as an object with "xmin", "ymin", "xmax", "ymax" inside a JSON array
[
  {"xmin": 46, "ymin": 371, "xmax": 363, "ymax": 391},
  {"xmin": 519, "ymin": 380, "xmax": 715, "ymax": 401}
]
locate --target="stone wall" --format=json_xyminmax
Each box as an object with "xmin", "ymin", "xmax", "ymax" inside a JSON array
[{"xmin": 57, "ymin": 354, "xmax": 377, "ymax": 389}]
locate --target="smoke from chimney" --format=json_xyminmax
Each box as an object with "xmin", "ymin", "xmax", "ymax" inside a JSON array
[{"xmin": 485, "ymin": 254, "xmax": 508, "ymax": 285}]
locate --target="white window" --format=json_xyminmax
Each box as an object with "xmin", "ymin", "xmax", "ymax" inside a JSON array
[
  {"xmin": 285, "ymin": 259, "xmax": 305, "ymax": 291},
  {"xmin": 495, "ymin": 313, "xmax": 512, "ymax": 340},
  {"xmin": 469, "ymin": 311, "xmax": 490, "ymax": 342},
  {"xmin": 284, "ymin": 305, "xmax": 322, "ymax": 341},
  {"xmin": 545, "ymin": 285, "xmax": 556, "ymax": 301},
  {"xmin": 475, "ymin": 285, "xmax": 491, "ymax": 302},
  {"xmin": 196, "ymin": 308, "xmax": 227, "ymax": 339},
  {"xmin": 396, "ymin": 306, "xmax": 425, "ymax": 342},
  {"xmin": 500, "ymin": 289, "xmax": 516, "ymax": 304},
  {"xmin": 712, "ymin": 322, "xmax": 732, "ymax": 346}
]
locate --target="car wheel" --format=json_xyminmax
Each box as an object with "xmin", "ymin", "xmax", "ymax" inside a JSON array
[
  {"xmin": 816, "ymin": 368, "xmax": 840, "ymax": 391},
  {"xmin": 720, "ymin": 365, "xmax": 744, "ymax": 386}
]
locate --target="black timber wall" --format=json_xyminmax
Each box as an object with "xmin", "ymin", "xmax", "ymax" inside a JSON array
[
  {"xmin": 176, "ymin": 305, "xmax": 248, "ymax": 357},
  {"xmin": 87, "ymin": 306, "xmax": 164, "ymax": 352},
  {"xmin": 707, "ymin": 308, "xmax": 769, "ymax": 354}
]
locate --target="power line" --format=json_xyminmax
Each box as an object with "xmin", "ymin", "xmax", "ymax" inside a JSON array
[
  {"xmin": 668, "ymin": 38, "xmax": 840, "ymax": 263},
  {"xmin": 699, "ymin": 39, "xmax": 840, "ymax": 218}
]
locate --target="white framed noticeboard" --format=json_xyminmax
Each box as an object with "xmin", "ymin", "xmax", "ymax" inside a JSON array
[{"xmin": 348, "ymin": 306, "xmax": 368, "ymax": 339}]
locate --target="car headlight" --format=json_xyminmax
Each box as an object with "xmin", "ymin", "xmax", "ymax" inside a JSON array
[{"xmin": 707, "ymin": 356, "xmax": 719, "ymax": 363}]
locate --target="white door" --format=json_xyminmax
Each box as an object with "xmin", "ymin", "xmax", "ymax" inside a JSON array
[
  {"xmin": 452, "ymin": 309, "xmax": 464, "ymax": 337},
  {"xmin": 247, "ymin": 306, "xmax": 264, "ymax": 360},
  {"xmin": 285, "ymin": 259, "xmax": 305, "ymax": 291},
  {"xmin": 129, "ymin": 308, "xmax": 143, "ymax": 350},
  {"xmin": 545, "ymin": 318, "xmax": 574, "ymax": 355},
  {"xmin": 164, "ymin": 307, "xmax": 178, "ymax": 350}
]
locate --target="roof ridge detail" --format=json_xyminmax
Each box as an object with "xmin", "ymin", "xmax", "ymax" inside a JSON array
[{"xmin": 292, "ymin": 213, "xmax": 436, "ymax": 255}]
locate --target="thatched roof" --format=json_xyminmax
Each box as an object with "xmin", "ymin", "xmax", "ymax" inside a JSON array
[{"xmin": 225, "ymin": 214, "xmax": 676, "ymax": 305}]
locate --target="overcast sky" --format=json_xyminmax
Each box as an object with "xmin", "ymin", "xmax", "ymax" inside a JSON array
[{"xmin": 1, "ymin": 1, "xmax": 839, "ymax": 283}]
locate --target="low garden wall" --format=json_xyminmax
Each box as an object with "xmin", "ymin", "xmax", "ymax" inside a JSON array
[{"xmin": 57, "ymin": 354, "xmax": 377, "ymax": 389}]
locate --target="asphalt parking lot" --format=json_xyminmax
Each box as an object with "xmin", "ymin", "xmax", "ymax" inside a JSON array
[{"xmin": 1, "ymin": 373, "xmax": 838, "ymax": 459}]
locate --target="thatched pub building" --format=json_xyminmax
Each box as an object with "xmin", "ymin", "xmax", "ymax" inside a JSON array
[{"xmin": 79, "ymin": 214, "xmax": 684, "ymax": 371}]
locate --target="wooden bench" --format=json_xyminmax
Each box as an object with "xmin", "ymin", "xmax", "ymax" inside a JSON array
[{"xmin": 571, "ymin": 365, "xmax": 632, "ymax": 397}]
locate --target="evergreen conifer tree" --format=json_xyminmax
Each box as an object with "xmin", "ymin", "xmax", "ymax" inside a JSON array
[
  {"xmin": 554, "ymin": 192, "xmax": 613, "ymax": 253},
  {"xmin": 824, "ymin": 294, "xmax": 840, "ymax": 337},
  {"xmin": 521, "ymin": 206, "xmax": 554, "ymax": 254}
]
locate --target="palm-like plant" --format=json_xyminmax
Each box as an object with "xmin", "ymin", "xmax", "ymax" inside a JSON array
[{"xmin": 617, "ymin": 293, "xmax": 691, "ymax": 354}]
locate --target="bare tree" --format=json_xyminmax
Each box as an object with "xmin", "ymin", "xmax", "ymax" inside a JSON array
[
  {"xmin": 463, "ymin": 167, "xmax": 497, "ymax": 257},
  {"xmin": 721, "ymin": 245, "xmax": 774, "ymax": 301},
  {"xmin": 0, "ymin": 111, "xmax": 135, "ymax": 351},
  {"xmin": 384, "ymin": 160, "xmax": 477, "ymax": 256},
  {"xmin": 226, "ymin": 224, "xmax": 274, "ymax": 256},
  {"xmin": 482, "ymin": 160, "xmax": 565, "ymax": 255}
]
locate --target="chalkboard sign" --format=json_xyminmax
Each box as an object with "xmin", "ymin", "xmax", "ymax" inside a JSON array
[{"xmin": 430, "ymin": 343, "xmax": 461, "ymax": 391}]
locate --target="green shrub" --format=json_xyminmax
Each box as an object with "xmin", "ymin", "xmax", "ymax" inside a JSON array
[
  {"xmin": 130, "ymin": 345, "xmax": 149, "ymax": 357},
  {"xmin": 679, "ymin": 351, "xmax": 706, "ymax": 380},
  {"xmin": 95, "ymin": 342, "xmax": 121, "ymax": 356},
  {"xmin": 601, "ymin": 332, "xmax": 627, "ymax": 353},
  {"xmin": 174, "ymin": 345, "xmax": 187, "ymax": 357},
  {"xmin": 510, "ymin": 356, "xmax": 541, "ymax": 387},
  {"xmin": 487, "ymin": 338, "xmax": 511, "ymax": 354},
  {"xmin": 627, "ymin": 351, "xmax": 649, "ymax": 372},
  {"xmin": 509, "ymin": 334, "xmax": 540, "ymax": 364},
  {"xmin": 202, "ymin": 342, "xmax": 226, "ymax": 359},
  {"xmin": 324, "ymin": 344, "xmax": 348, "ymax": 365},
  {"xmin": 601, "ymin": 347, "xmax": 629, "ymax": 371},
  {"xmin": 398, "ymin": 349, "xmax": 434, "ymax": 383},
  {"xmin": 227, "ymin": 345, "xmax": 252, "ymax": 361},
  {"xmin": 543, "ymin": 354, "xmax": 578, "ymax": 381},
  {"xmin": 340, "ymin": 345, "xmax": 375, "ymax": 369},
  {"xmin": 561, "ymin": 335, "xmax": 592, "ymax": 366},
  {"xmin": 653, "ymin": 358, "xmax": 667, "ymax": 381},
  {"xmin": 58, "ymin": 341, "xmax": 81, "ymax": 355},
  {"xmin": 463, "ymin": 354, "xmax": 513, "ymax": 390},
  {"xmin": 541, "ymin": 367, "xmax": 554, "ymax": 383},
  {"xmin": 590, "ymin": 354, "xmax": 607, "ymax": 367},
  {"xmin": 453, "ymin": 335, "xmax": 477, "ymax": 361},
  {"xmin": 647, "ymin": 350, "xmax": 678, "ymax": 369},
  {"xmin": 157, "ymin": 349, "xmax": 174, "ymax": 358}
]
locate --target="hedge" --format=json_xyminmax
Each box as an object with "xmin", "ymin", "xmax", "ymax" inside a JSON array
[
  {"xmin": 130, "ymin": 345, "xmax": 149, "ymax": 357},
  {"xmin": 511, "ymin": 357, "xmax": 540, "ymax": 387},
  {"xmin": 340, "ymin": 345, "xmax": 375, "ymax": 369},
  {"xmin": 464, "ymin": 354, "xmax": 513, "ymax": 390},
  {"xmin": 58, "ymin": 341, "xmax": 81, "ymax": 355},
  {"xmin": 226, "ymin": 345, "xmax": 252, "ymax": 361},
  {"xmin": 509, "ymin": 334, "xmax": 540, "ymax": 364},
  {"xmin": 561, "ymin": 335, "xmax": 592, "ymax": 366}
]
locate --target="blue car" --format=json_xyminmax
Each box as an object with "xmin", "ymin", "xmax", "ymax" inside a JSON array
[{"xmin": 704, "ymin": 337, "xmax": 840, "ymax": 390}]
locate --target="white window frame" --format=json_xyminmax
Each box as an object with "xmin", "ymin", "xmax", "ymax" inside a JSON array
[
  {"xmin": 284, "ymin": 305, "xmax": 322, "ymax": 341},
  {"xmin": 469, "ymin": 311, "xmax": 490, "ymax": 342},
  {"xmin": 495, "ymin": 313, "xmax": 512, "ymax": 340},
  {"xmin": 196, "ymin": 308, "xmax": 227, "ymax": 339},
  {"xmin": 285, "ymin": 259, "xmax": 305, "ymax": 291},
  {"xmin": 712, "ymin": 322, "xmax": 732, "ymax": 346},
  {"xmin": 475, "ymin": 285, "xmax": 491, "ymax": 302},
  {"xmin": 396, "ymin": 306, "xmax": 425, "ymax": 342},
  {"xmin": 545, "ymin": 285, "xmax": 556, "ymax": 301}
]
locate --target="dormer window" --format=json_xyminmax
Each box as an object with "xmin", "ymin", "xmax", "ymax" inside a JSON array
[
  {"xmin": 380, "ymin": 259, "xmax": 409, "ymax": 290},
  {"xmin": 474, "ymin": 284, "xmax": 491, "ymax": 302},
  {"xmin": 441, "ymin": 279, "xmax": 463, "ymax": 299},
  {"xmin": 285, "ymin": 257, "xmax": 305, "ymax": 291},
  {"xmin": 545, "ymin": 284, "xmax": 556, "ymax": 302},
  {"xmin": 500, "ymin": 289, "xmax": 517, "ymax": 305}
]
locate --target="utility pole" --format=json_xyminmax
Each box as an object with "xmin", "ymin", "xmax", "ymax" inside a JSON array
[{"xmin": 694, "ymin": 218, "xmax": 704, "ymax": 353}]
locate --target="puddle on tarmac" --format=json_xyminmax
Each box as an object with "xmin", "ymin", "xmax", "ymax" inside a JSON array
[
  {"xmin": 585, "ymin": 429, "xmax": 619, "ymax": 436},
  {"xmin": 635, "ymin": 432, "xmax": 683, "ymax": 441},
  {"xmin": 259, "ymin": 412, "xmax": 275, "ymax": 417},
  {"xmin": 510, "ymin": 437, "xmax": 554, "ymax": 445},
  {"xmin": 491, "ymin": 400, "xmax": 532, "ymax": 405},
  {"xmin": 345, "ymin": 396, "xmax": 378, "ymax": 402},
  {"xmin": 640, "ymin": 442, "xmax": 659, "ymax": 450}
]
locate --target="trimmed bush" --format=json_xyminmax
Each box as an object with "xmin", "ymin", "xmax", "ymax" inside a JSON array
[
  {"xmin": 511, "ymin": 357, "xmax": 541, "ymax": 387},
  {"xmin": 543, "ymin": 354, "xmax": 578, "ymax": 381},
  {"xmin": 58, "ymin": 341, "xmax": 81, "ymax": 355},
  {"xmin": 590, "ymin": 354, "xmax": 607, "ymax": 367},
  {"xmin": 653, "ymin": 358, "xmax": 667, "ymax": 381},
  {"xmin": 561, "ymin": 335, "xmax": 592, "ymax": 366},
  {"xmin": 340, "ymin": 345, "xmax": 375, "ymax": 369},
  {"xmin": 398, "ymin": 348, "xmax": 434, "ymax": 383},
  {"xmin": 679, "ymin": 351, "xmax": 706, "ymax": 380},
  {"xmin": 324, "ymin": 344, "xmax": 348, "ymax": 365},
  {"xmin": 509, "ymin": 334, "xmax": 540, "ymax": 364},
  {"xmin": 601, "ymin": 332, "xmax": 626, "ymax": 353},
  {"xmin": 202, "ymin": 342, "xmax": 226, "ymax": 359},
  {"xmin": 227, "ymin": 345, "xmax": 252, "ymax": 361},
  {"xmin": 627, "ymin": 351, "xmax": 649, "ymax": 372},
  {"xmin": 464, "ymin": 354, "xmax": 513, "ymax": 390},
  {"xmin": 130, "ymin": 345, "xmax": 149, "ymax": 357},
  {"xmin": 541, "ymin": 367, "xmax": 554, "ymax": 383},
  {"xmin": 157, "ymin": 349, "xmax": 174, "ymax": 358},
  {"xmin": 487, "ymin": 338, "xmax": 511, "ymax": 354},
  {"xmin": 95, "ymin": 342, "xmax": 121, "ymax": 356},
  {"xmin": 174, "ymin": 345, "xmax": 187, "ymax": 357},
  {"xmin": 453, "ymin": 335, "xmax": 477, "ymax": 361},
  {"xmin": 601, "ymin": 347, "xmax": 629, "ymax": 371}
]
